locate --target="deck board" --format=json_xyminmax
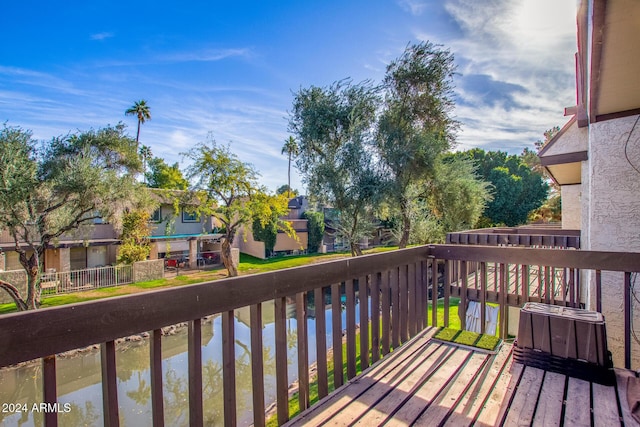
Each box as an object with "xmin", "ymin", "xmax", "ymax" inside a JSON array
[
  {"xmin": 285, "ymin": 328, "xmax": 637, "ymax": 427},
  {"xmin": 476, "ymin": 357, "xmax": 524, "ymax": 426},
  {"xmin": 563, "ymin": 376, "xmax": 591, "ymax": 427},
  {"xmin": 342, "ymin": 343, "xmax": 458, "ymax": 426},
  {"xmin": 593, "ymin": 381, "xmax": 622, "ymax": 426},
  {"xmin": 443, "ymin": 344, "xmax": 513, "ymax": 426},
  {"xmin": 532, "ymin": 371, "xmax": 566, "ymax": 426},
  {"xmin": 371, "ymin": 346, "xmax": 472, "ymax": 426},
  {"xmin": 411, "ymin": 351, "xmax": 488, "ymax": 426}
]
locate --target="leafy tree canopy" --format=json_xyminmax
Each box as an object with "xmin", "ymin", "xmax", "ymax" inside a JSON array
[
  {"xmin": 0, "ymin": 123, "xmax": 143, "ymax": 310},
  {"xmin": 146, "ymin": 157, "xmax": 189, "ymax": 190},
  {"xmin": 276, "ymin": 184, "xmax": 299, "ymax": 197},
  {"xmin": 376, "ymin": 41, "xmax": 459, "ymax": 248},
  {"xmin": 303, "ymin": 210, "xmax": 325, "ymax": 253},
  {"xmin": 451, "ymin": 148, "xmax": 549, "ymax": 226},
  {"xmin": 183, "ymin": 137, "xmax": 294, "ymax": 275},
  {"xmin": 290, "ymin": 80, "xmax": 383, "ymax": 256}
]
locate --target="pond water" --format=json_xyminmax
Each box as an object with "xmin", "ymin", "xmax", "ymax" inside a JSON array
[{"xmin": 0, "ymin": 293, "xmax": 366, "ymax": 426}]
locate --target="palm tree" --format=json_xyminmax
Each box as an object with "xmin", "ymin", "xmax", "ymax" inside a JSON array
[
  {"xmin": 139, "ymin": 145, "xmax": 152, "ymax": 184},
  {"xmin": 281, "ymin": 136, "xmax": 299, "ymax": 199},
  {"xmin": 125, "ymin": 100, "xmax": 151, "ymax": 145}
]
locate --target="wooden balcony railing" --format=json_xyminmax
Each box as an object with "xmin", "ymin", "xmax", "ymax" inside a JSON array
[
  {"xmin": 447, "ymin": 227, "xmax": 581, "ymax": 248},
  {"xmin": 0, "ymin": 244, "xmax": 639, "ymax": 426}
]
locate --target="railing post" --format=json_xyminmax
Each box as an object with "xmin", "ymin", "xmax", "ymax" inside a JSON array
[
  {"xmin": 444, "ymin": 260, "xmax": 450, "ymax": 328},
  {"xmin": 346, "ymin": 280, "xmax": 357, "ymax": 380},
  {"xmin": 296, "ymin": 292, "xmax": 309, "ymax": 410},
  {"xmin": 370, "ymin": 274, "xmax": 381, "ymax": 364},
  {"xmin": 250, "ymin": 304, "xmax": 265, "ymax": 427},
  {"xmin": 314, "ymin": 288, "xmax": 329, "ymax": 399},
  {"xmin": 150, "ymin": 329, "xmax": 164, "ymax": 427},
  {"xmin": 430, "ymin": 258, "xmax": 437, "ymax": 328},
  {"xmin": 480, "ymin": 262, "xmax": 487, "ymax": 335},
  {"xmin": 359, "ymin": 275, "xmax": 370, "ymax": 370},
  {"xmin": 101, "ymin": 340, "xmax": 120, "ymax": 427},
  {"xmin": 275, "ymin": 297, "xmax": 289, "ymax": 424},
  {"xmin": 596, "ymin": 270, "xmax": 602, "ymax": 312},
  {"xmin": 460, "ymin": 261, "xmax": 467, "ymax": 331},
  {"xmin": 188, "ymin": 319, "xmax": 203, "ymax": 427},
  {"xmin": 222, "ymin": 310, "xmax": 236, "ymax": 427},
  {"xmin": 499, "ymin": 264, "xmax": 508, "ymax": 339},
  {"xmin": 625, "ymin": 272, "xmax": 632, "ymax": 369},
  {"xmin": 381, "ymin": 271, "xmax": 391, "ymax": 355},
  {"xmin": 43, "ymin": 355, "xmax": 58, "ymax": 427},
  {"xmin": 330, "ymin": 283, "xmax": 345, "ymax": 388}
]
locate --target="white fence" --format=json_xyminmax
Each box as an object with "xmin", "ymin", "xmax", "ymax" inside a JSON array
[{"xmin": 40, "ymin": 264, "xmax": 134, "ymax": 295}]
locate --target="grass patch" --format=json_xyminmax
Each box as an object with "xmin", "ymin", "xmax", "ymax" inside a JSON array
[{"xmin": 433, "ymin": 327, "xmax": 501, "ymax": 351}]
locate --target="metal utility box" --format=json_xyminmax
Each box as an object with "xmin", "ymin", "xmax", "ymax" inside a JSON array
[{"xmin": 516, "ymin": 302, "xmax": 608, "ymax": 366}]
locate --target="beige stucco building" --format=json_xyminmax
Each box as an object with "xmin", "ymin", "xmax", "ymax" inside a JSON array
[{"xmin": 539, "ymin": 0, "xmax": 640, "ymax": 365}]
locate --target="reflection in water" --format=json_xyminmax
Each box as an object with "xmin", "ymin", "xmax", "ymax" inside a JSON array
[{"xmin": 0, "ymin": 292, "xmax": 365, "ymax": 426}]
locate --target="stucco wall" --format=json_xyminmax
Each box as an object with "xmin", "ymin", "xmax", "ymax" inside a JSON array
[
  {"xmin": 561, "ymin": 184, "xmax": 582, "ymax": 230},
  {"xmin": 585, "ymin": 115, "xmax": 640, "ymax": 367},
  {"xmin": 132, "ymin": 259, "xmax": 165, "ymax": 283},
  {"xmin": 233, "ymin": 227, "xmax": 267, "ymax": 259},
  {"xmin": 275, "ymin": 232, "xmax": 307, "ymax": 252},
  {"xmin": 543, "ymin": 120, "xmax": 588, "ymax": 156},
  {"xmin": 149, "ymin": 204, "xmax": 211, "ymax": 237}
]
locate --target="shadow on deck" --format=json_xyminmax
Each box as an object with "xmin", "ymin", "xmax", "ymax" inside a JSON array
[{"xmin": 286, "ymin": 327, "xmax": 638, "ymax": 426}]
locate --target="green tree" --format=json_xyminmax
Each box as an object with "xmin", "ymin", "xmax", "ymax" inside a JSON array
[
  {"xmin": 376, "ymin": 41, "xmax": 458, "ymax": 248},
  {"xmin": 524, "ymin": 126, "xmax": 562, "ymax": 223},
  {"xmin": 303, "ymin": 210, "xmax": 325, "ymax": 253},
  {"xmin": 0, "ymin": 123, "xmax": 142, "ymax": 310},
  {"xmin": 139, "ymin": 145, "xmax": 153, "ymax": 184},
  {"xmin": 146, "ymin": 157, "xmax": 189, "ymax": 190},
  {"xmin": 281, "ymin": 136, "xmax": 300, "ymax": 198},
  {"xmin": 454, "ymin": 148, "xmax": 549, "ymax": 226},
  {"xmin": 252, "ymin": 217, "xmax": 278, "ymax": 257},
  {"xmin": 125, "ymin": 100, "xmax": 151, "ymax": 145},
  {"xmin": 290, "ymin": 80, "xmax": 382, "ymax": 256},
  {"xmin": 428, "ymin": 157, "xmax": 492, "ymax": 234},
  {"xmin": 117, "ymin": 209, "xmax": 153, "ymax": 264},
  {"xmin": 183, "ymin": 138, "xmax": 293, "ymax": 276},
  {"xmin": 276, "ymin": 184, "xmax": 299, "ymax": 197}
]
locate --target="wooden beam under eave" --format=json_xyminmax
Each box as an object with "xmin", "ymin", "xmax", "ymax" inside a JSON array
[{"xmin": 589, "ymin": 0, "xmax": 607, "ymax": 124}]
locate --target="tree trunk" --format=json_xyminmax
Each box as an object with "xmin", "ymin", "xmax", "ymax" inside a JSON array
[
  {"xmin": 136, "ymin": 120, "xmax": 141, "ymax": 144},
  {"xmin": 26, "ymin": 270, "xmax": 40, "ymax": 310},
  {"xmin": 398, "ymin": 200, "xmax": 411, "ymax": 249},
  {"xmin": 350, "ymin": 241, "xmax": 363, "ymax": 257},
  {"xmin": 0, "ymin": 280, "xmax": 28, "ymax": 311},
  {"xmin": 16, "ymin": 251, "xmax": 42, "ymax": 310},
  {"xmin": 287, "ymin": 154, "xmax": 292, "ymax": 199},
  {"xmin": 221, "ymin": 236, "xmax": 238, "ymax": 277}
]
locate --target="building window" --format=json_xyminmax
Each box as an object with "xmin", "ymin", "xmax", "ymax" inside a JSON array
[
  {"xmin": 182, "ymin": 209, "xmax": 198, "ymax": 223},
  {"xmin": 151, "ymin": 207, "xmax": 162, "ymax": 222}
]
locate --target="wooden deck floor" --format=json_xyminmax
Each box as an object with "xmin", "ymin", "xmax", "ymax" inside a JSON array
[{"xmin": 286, "ymin": 327, "xmax": 638, "ymax": 426}]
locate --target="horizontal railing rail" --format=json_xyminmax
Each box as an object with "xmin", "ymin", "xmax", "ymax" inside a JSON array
[
  {"xmin": 446, "ymin": 230, "xmax": 580, "ymax": 248},
  {"xmin": 1, "ymin": 244, "xmax": 639, "ymax": 426}
]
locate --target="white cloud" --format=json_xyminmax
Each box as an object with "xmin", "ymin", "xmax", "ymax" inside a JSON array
[
  {"xmin": 158, "ymin": 48, "xmax": 252, "ymax": 63},
  {"xmin": 397, "ymin": 0, "xmax": 429, "ymax": 16},
  {"xmin": 90, "ymin": 32, "xmax": 114, "ymax": 41},
  {"xmin": 413, "ymin": 0, "xmax": 577, "ymax": 153}
]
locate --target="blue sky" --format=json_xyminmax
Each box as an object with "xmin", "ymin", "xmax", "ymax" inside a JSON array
[{"xmin": 0, "ymin": 0, "xmax": 577, "ymax": 192}]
